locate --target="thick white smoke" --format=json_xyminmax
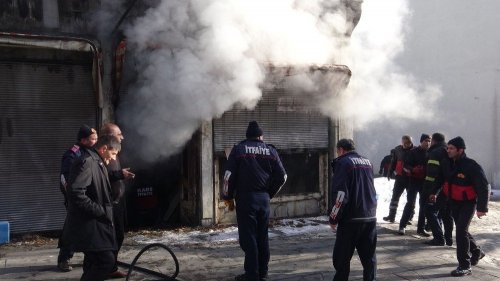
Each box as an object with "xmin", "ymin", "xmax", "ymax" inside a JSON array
[
  {"xmin": 116, "ymin": 0, "xmax": 358, "ymax": 162},
  {"xmin": 100, "ymin": 1, "xmax": 446, "ymax": 169},
  {"xmin": 330, "ymin": 0, "xmax": 442, "ymax": 127}
]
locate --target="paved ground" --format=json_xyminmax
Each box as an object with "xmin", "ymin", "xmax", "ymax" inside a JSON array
[{"xmin": 1, "ymin": 201, "xmax": 499, "ymax": 280}]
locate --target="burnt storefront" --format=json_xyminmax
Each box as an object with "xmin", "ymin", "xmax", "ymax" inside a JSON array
[
  {"xmin": 213, "ymin": 65, "xmax": 352, "ymax": 224},
  {"xmin": 0, "ymin": 0, "xmax": 361, "ymax": 234}
]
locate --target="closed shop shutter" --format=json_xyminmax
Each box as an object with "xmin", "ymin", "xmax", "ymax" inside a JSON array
[
  {"xmin": 0, "ymin": 60, "xmax": 97, "ymax": 234},
  {"xmin": 213, "ymin": 88, "xmax": 329, "ymax": 152}
]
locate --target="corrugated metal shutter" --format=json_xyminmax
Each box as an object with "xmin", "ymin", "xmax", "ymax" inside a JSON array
[
  {"xmin": 0, "ymin": 61, "xmax": 97, "ymax": 234},
  {"xmin": 213, "ymin": 88, "xmax": 329, "ymax": 152}
]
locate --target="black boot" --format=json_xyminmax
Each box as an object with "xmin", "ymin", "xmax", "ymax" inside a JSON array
[{"xmin": 383, "ymin": 209, "xmax": 396, "ymax": 223}]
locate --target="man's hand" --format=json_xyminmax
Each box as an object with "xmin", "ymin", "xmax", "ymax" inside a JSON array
[
  {"xmin": 476, "ymin": 211, "xmax": 487, "ymax": 218},
  {"xmin": 428, "ymin": 194, "xmax": 437, "ymax": 203},
  {"xmin": 122, "ymin": 168, "xmax": 135, "ymax": 180},
  {"xmin": 329, "ymin": 223, "xmax": 337, "ymax": 232}
]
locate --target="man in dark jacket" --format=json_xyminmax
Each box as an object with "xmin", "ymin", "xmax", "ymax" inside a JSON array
[
  {"xmin": 329, "ymin": 139, "xmax": 377, "ymax": 281},
  {"xmin": 422, "ymin": 133, "xmax": 454, "ymax": 246},
  {"xmin": 65, "ymin": 135, "xmax": 121, "ymax": 281},
  {"xmin": 378, "ymin": 153, "xmax": 392, "ymax": 177},
  {"xmin": 378, "ymin": 149, "xmax": 394, "ymax": 177},
  {"xmin": 222, "ymin": 121, "xmax": 287, "ymax": 281},
  {"xmin": 100, "ymin": 122, "xmax": 134, "ymax": 279},
  {"xmin": 57, "ymin": 125, "xmax": 97, "ymax": 272},
  {"xmin": 383, "ymin": 135, "xmax": 413, "ymax": 222},
  {"xmin": 398, "ymin": 134, "xmax": 431, "ymax": 236},
  {"xmin": 443, "ymin": 137, "xmax": 490, "ymax": 277}
]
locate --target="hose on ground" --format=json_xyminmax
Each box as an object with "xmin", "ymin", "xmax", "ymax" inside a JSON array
[{"xmin": 116, "ymin": 243, "xmax": 179, "ymax": 281}]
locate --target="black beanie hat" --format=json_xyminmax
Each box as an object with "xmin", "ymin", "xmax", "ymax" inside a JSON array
[
  {"xmin": 420, "ymin": 133, "xmax": 431, "ymax": 143},
  {"xmin": 431, "ymin": 132, "xmax": 445, "ymax": 142},
  {"xmin": 448, "ymin": 136, "xmax": 466, "ymax": 149},
  {"xmin": 246, "ymin": 121, "xmax": 263, "ymax": 139},
  {"xmin": 77, "ymin": 124, "xmax": 96, "ymax": 141}
]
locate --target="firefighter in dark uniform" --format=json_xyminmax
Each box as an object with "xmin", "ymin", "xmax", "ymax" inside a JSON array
[
  {"xmin": 383, "ymin": 135, "xmax": 413, "ymax": 222},
  {"xmin": 443, "ymin": 137, "xmax": 489, "ymax": 277},
  {"xmin": 329, "ymin": 139, "xmax": 377, "ymax": 281},
  {"xmin": 57, "ymin": 125, "xmax": 97, "ymax": 272},
  {"xmin": 222, "ymin": 121, "xmax": 287, "ymax": 281},
  {"xmin": 422, "ymin": 133, "xmax": 454, "ymax": 246}
]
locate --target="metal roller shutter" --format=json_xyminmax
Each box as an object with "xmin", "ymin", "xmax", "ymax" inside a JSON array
[
  {"xmin": 213, "ymin": 88, "xmax": 330, "ymax": 152},
  {"xmin": 0, "ymin": 60, "xmax": 97, "ymax": 234}
]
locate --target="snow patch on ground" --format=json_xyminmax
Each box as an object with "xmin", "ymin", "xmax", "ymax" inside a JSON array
[
  {"xmin": 132, "ymin": 178, "xmax": 402, "ymax": 246},
  {"xmin": 132, "ymin": 177, "xmax": 498, "ymax": 248}
]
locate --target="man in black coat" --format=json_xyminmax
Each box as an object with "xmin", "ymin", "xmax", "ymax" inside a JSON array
[
  {"xmin": 329, "ymin": 139, "xmax": 377, "ymax": 281},
  {"xmin": 64, "ymin": 135, "xmax": 121, "ymax": 281},
  {"xmin": 100, "ymin": 123, "xmax": 134, "ymax": 279}
]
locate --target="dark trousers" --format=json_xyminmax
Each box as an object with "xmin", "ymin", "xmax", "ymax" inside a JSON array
[
  {"xmin": 57, "ymin": 215, "xmax": 74, "ymax": 263},
  {"xmin": 236, "ymin": 192, "xmax": 270, "ymax": 281},
  {"xmin": 399, "ymin": 179, "xmax": 426, "ymax": 229},
  {"xmin": 111, "ymin": 199, "xmax": 126, "ymax": 272},
  {"xmin": 332, "ymin": 221, "xmax": 377, "ymax": 281},
  {"xmin": 425, "ymin": 194, "xmax": 453, "ymax": 243},
  {"xmin": 450, "ymin": 200, "xmax": 480, "ymax": 268},
  {"xmin": 387, "ymin": 176, "xmax": 410, "ymax": 217},
  {"xmin": 57, "ymin": 247, "xmax": 74, "ymax": 263},
  {"xmin": 81, "ymin": 250, "xmax": 115, "ymax": 281}
]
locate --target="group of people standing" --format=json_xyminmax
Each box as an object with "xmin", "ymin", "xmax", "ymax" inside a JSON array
[
  {"xmin": 57, "ymin": 123, "xmax": 134, "ymax": 281},
  {"xmin": 54, "ymin": 120, "xmax": 490, "ymax": 281},
  {"xmin": 221, "ymin": 122, "xmax": 491, "ymax": 281},
  {"xmin": 382, "ymin": 133, "xmax": 490, "ymax": 277}
]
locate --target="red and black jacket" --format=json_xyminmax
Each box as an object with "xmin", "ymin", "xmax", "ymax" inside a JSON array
[
  {"xmin": 404, "ymin": 145, "xmax": 427, "ymax": 180},
  {"xmin": 389, "ymin": 144, "xmax": 413, "ymax": 177},
  {"xmin": 442, "ymin": 153, "xmax": 489, "ymax": 212}
]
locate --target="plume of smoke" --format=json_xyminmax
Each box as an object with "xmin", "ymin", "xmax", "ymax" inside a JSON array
[
  {"xmin": 110, "ymin": 0, "xmax": 443, "ymax": 164},
  {"xmin": 117, "ymin": 0, "xmax": 355, "ymax": 162},
  {"xmin": 330, "ymin": 0, "xmax": 443, "ymax": 128}
]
